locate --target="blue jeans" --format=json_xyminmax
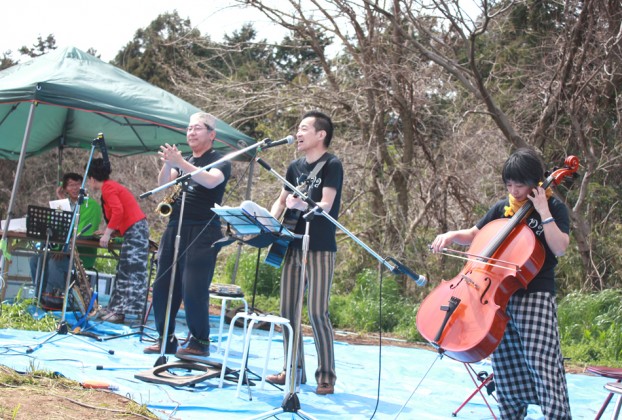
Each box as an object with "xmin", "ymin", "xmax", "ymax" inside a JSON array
[{"xmin": 29, "ymin": 253, "xmax": 69, "ymax": 294}]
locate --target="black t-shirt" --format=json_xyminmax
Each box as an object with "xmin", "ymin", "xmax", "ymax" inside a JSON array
[
  {"xmin": 475, "ymin": 197, "xmax": 570, "ymax": 295},
  {"xmin": 285, "ymin": 153, "xmax": 343, "ymax": 252},
  {"xmin": 169, "ymin": 149, "xmax": 231, "ymax": 225}
]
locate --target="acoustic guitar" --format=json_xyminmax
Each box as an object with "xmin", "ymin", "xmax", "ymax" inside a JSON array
[{"xmin": 264, "ymin": 207, "xmax": 302, "ymax": 268}]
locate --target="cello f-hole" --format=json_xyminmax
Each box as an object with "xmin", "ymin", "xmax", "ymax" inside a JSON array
[
  {"xmin": 479, "ymin": 277, "xmax": 492, "ymax": 305},
  {"xmin": 449, "ymin": 277, "xmax": 463, "ymax": 290}
]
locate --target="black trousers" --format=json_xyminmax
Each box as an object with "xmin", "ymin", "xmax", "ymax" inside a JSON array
[{"xmin": 152, "ymin": 222, "xmax": 221, "ymax": 343}]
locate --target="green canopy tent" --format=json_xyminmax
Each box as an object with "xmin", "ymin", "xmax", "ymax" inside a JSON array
[
  {"xmin": 0, "ymin": 46, "xmax": 255, "ymax": 159},
  {"xmin": 0, "ymin": 46, "xmax": 257, "ymax": 285}
]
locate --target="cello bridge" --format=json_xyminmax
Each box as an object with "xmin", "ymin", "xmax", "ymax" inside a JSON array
[{"xmin": 460, "ymin": 273, "xmax": 480, "ymax": 290}]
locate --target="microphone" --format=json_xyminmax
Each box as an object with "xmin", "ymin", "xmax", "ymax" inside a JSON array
[
  {"xmin": 255, "ymin": 158, "xmax": 272, "ymax": 171},
  {"xmin": 261, "ymin": 135, "xmax": 295, "ymax": 150},
  {"xmin": 78, "ymin": 223, "xmax": 93, "ymax": 237},
  {"xmin": 387, "ymin": 257, "xmax": 427, "ymax": 287},
  {"xmin": 93, "ymin": 133, "xmax": 110, "ymax": 171}
]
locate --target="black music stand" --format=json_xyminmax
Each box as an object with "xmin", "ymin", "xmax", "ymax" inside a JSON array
[
  {"xmin": 135, "ymin": 201, "xmax": 293, "ymax": 389},
  {"xmin": 26, "ymin": 205, "xmax": 72, "ymax": 306},
  {"xmin": 26, "ymin": 207, "xmax": 97, "ymax": 327}
]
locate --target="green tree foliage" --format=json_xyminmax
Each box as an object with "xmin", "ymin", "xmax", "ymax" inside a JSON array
[
  {"xmin": 18, "ymin": 34, "xmax": 57, "ymax": 58},
  {"xmin": 114, "ymin": 11, "xmax": 205, "ymax": 91}
]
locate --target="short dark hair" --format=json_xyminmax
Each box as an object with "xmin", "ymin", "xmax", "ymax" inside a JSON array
[
  {"xmin": 302, "ymin": 110, "xmax": 333, "ymax": 147},
  {"xmin": 62, "ymin": 172, "xmax": 83, "ymax": 188},
  {"xmin": 87, "ymin": 158, "xmax": 112, "ymax": 182},
  {"xmin": 502, "ymin": 148, "xmax": 544, "ymax": 188}
]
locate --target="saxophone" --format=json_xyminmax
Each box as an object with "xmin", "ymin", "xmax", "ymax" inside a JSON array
[
  {"xmin": 155, "ymin": 184, "xmax": 181, "ymax": 217},
  {"xmin": 69, "ymin": 247, "xmax": 97, "ymax": 317}
]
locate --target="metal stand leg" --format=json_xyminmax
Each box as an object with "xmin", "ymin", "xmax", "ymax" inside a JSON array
[
  {"xmin": 248, "ymin": 220, "xmax": 317, "ymax": 420},
  {"xmin": 100, "ymin": 250, "xmax": 157, "ymax": 342},
  {"xmin": 452, "ymin": 363, "xmax": 497, "ymax": 418}
]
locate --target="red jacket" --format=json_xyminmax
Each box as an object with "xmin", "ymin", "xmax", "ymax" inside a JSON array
[{"xmin": 101, "ymin": 180, "xmax": 146, "ymax": 235}]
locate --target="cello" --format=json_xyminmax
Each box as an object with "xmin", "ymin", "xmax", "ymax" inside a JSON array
[{"xmin": 416, "ymin": 155, "xmax": 579, "ymax": 363}]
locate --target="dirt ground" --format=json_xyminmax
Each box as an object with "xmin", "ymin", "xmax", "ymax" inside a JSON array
[{"xmin": 0, "ymin": 365, "xmax": 155, "ymax": 419}]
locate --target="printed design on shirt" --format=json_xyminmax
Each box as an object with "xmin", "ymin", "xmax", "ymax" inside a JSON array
[
  {"xmin": 297, "ymin": 174, "xmax": 322, "ymax": 191},
  {"xmin": 528, "ymin": 217, "xmax": 544, "ymax": 236},
  {"xmin": 309, "ymin": 175, "xmax": 322, "ymax": 189}
]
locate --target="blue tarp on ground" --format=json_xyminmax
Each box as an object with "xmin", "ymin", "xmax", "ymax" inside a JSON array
[{"xmin": 0, "ymin": 305, "xmax": 617, "ymax": 419}]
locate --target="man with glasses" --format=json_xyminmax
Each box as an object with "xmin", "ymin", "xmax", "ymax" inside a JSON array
[{"xmin": 145, "ymin": 112, "xmax": 231, "ymax": 357}]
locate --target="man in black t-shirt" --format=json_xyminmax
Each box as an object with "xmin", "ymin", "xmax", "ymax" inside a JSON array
[
  {"xmin": 266, "ymin": 111, "xmax": 343, "ymax": 395},
  {"xmin": 145, "ymin": 112, "xmax": 231, "ymax": 357}
]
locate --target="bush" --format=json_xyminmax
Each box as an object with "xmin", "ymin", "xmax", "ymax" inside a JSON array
[
  {"xmin": 329, "ymin": 268, "xmax": 423, "ymax": 341},
  {"xmin": 558, "ymin": 289, "xmax": 622, "ymax": 366},
  {"xmin": 214, "ymin": 248, "xmax": 282, "ymax": 297}
]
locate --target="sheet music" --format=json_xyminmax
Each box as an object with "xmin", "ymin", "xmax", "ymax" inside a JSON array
[
  {"xmin": 49, "ymin": 198, "xmax": 71, "ymax": 211},
  {"xmin": 212, "ymin": 201, "xmax": 293, "ymax": 238},
  {"xmin": 239, "ymin": 200, "xmax": 284, "ymax": 233},
  {"xmin": 212, "ymin": 204, "xmax": 261, "ymax": 235},
  {"xmin": 1, "ymin": 217, "xmax": 27, "ymax": 232}
]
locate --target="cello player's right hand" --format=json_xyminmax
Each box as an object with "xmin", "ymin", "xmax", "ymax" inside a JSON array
[{"xmin": 430, "ymin": 232, "xmax": 454, "ymax": 253}]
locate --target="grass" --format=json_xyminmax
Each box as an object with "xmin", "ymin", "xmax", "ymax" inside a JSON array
[
  {"xmin": 558, "ymin": 289, "xmax": 622, "ymax": 368},
  {"xmin": 0, "ymin": 289, "xmax": 57, "ymax": 332}
]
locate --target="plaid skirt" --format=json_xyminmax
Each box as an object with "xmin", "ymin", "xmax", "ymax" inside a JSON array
[{"xmin": 491, "ymin": 291, "xmax": 572, "ymax": 419}]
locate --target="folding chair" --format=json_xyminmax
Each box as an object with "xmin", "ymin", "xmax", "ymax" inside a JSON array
[
  {"xmin": 453, "ymin": 363, "xmax": 498, "ymax": 418},
  {"xmin": 586, "ymin": 366, "xmax": 622, "ymax": 420}
]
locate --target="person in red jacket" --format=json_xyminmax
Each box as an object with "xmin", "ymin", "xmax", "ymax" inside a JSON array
[{"xmin": 87, "ymin": 158, "xmax": 149, "ymax": 324}]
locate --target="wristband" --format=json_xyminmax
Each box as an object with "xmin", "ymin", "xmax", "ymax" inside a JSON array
[{"xmin": 541, "ymin": 217, "xmax": 555, "ymax": 225}]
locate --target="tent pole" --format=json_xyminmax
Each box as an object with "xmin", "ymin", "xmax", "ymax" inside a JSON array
[
  {"xmin": 0, "ymin": 102, "xmax": 36, "ymax": 298},
  {"xmin": 229, "ymin": 159, "xmax": 255, "ymax": 285}
]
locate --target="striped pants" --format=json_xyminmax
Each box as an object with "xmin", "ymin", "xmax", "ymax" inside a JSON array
[
  {"xmin": 492, "ymin": 291, "xmax": 572, "ymax": 419},
  {"xmin": 279, "ymin": 248, "xmax": 336, "ymax": 386}
]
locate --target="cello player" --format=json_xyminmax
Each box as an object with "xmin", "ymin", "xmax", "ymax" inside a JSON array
[{"xmin": 430, "ymin": 148, "xmax": 571, "ymax": 419}]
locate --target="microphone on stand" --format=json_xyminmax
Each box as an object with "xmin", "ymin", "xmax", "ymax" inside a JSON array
[
  {"xmin": 92, "ymin": 133, "xmax": 110, "ymax": 171},
  {"xmin": 78, "ymin": 223, "xmax": 93, "ymax": 237},
  {"xmin": 259, "ymin": 135, "xmax": 295, "ymax": 150},
  {"xmin": 387, "ymin": 257, "xmax": 427, "ymax": 287}
]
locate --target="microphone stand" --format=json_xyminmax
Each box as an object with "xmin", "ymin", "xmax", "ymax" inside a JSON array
[
  {"xmin": 140, "ymin": 138, "xmax": 275, "ymax": 200},
  {"xmin": 250, "ymin": 157, "xmax": 426, "ymax": 420},
  {"xmin": 34, "ymin": 227, "xmax": 53, "ymax": 308}
]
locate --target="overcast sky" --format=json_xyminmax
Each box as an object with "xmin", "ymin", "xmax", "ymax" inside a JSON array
[{"xmin": 2, "ymin": 0, "xmax": 287, "ymax": 62}]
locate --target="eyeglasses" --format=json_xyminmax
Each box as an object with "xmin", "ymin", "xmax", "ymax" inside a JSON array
[{"xmin": 187, "ymin": 124, "xmax": 214, "ymax": 132}]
